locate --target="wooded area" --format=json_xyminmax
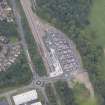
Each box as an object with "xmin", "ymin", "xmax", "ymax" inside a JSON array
[
  {"xmin": 0, "ymin": 11, "xmax": 32, "ymax": 89},
  {"xmin": 45, "ymin": 83, "xmax": 58, "ymax": 105},
  {"xmin": 36, "ymin": 0, "xmax": 105, "ymax": 105},
  {"xmin": 0, "ymin": 52, "xmax": 32, "ymax": 89},
  {"xmin": 0, "ymin": 21, "xmax": 19, "ymax": 42},
  {"xmin": 55, "ymin": 81, "xmax": 77, "ymax": 105}
]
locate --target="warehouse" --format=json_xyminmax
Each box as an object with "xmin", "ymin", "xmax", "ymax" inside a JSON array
[{"xmin": 13, "ymin": 90, "xmax": 38, "ymax": 105}]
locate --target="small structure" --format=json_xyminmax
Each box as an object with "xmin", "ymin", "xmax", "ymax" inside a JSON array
[{"xmin": 13, "ymin": 90, "xmax": 38, "ymax": 105}]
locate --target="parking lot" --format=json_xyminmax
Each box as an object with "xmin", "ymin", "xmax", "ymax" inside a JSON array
[{"xmin": 43, "ymin": 29, "xmax": 81, "ymax": 77}]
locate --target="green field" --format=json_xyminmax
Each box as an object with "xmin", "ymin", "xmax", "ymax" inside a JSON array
[
  {"xmin": 73, "ymin": 83, "xmax": 98, "ymax": 105},
  {"xmin": 89, "ymin": 0, "xmax": 105, "ymax": 47}
]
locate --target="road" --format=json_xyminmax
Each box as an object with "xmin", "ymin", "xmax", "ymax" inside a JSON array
[{"xmin": 10, "ymin": 0, "xmax": 37, "ymax": 78}]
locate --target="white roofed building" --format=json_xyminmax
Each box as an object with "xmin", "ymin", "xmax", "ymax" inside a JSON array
[
  {"xmin": 49, "ymin": 48, "xmax": 63, "ymax": 77},
  {"xmin": 13, "ymin": 90, "xmax": 38, "ymax": 105},
  {"xmin": 31, "ymin": 102, "xmax": 42, "ymax": 105}
]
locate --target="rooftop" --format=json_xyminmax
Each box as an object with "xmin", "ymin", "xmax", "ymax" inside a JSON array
[{"xmin": 13, "ymin": 90, "xmax": 38, "ymax": 105}]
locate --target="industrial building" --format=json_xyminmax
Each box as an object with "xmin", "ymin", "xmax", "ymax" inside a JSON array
[{"xmin": 13, "ymin": 90, "xmax": 43, "ymax": 105}]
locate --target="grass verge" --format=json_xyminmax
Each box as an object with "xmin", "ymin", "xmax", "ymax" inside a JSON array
[{"xmin": 73, "ymin": 83, "xmax": 98, "ymax": 105}]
